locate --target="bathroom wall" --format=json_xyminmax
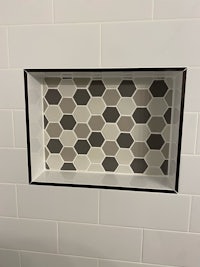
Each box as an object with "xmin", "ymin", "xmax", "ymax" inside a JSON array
[{"xmin": 0, "ymin": 0, "xmax": 200, "ymax": 266}]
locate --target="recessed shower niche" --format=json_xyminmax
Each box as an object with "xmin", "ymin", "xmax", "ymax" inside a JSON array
[{"xmin": 24, "ymin": 68, "xmax": 186, "ymax": 193}]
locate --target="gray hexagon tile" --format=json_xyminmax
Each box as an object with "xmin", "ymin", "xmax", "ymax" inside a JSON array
[{"xmin": 43, "ymin": 77, "xmax": 175, "ymax": 176}]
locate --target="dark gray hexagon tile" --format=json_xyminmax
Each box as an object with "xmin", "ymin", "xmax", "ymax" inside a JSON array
[
  {"xmin": 102, "ymin": 157, "xmax": 118, "ymax": 172},
  {"xmin": 164, "ymin": 108, "xmax": 172, "ymax": 124},
  {"xmin": 47, "ymin": 139, "xmax": 63, "ymax": 153},
  {"xmin": 102, "ymin": 141, "xmax": 119, "ymax": 156},
  {"xmin": 103, "ymin": 107, "xmax": 120, "ymax": 123},
  {"xmin": 88, "ymin": 116, "xmax": 105, "ymax": 131},
  {"xmin": 130, "ymin": 158, "xmax": 148, "ymax": 173},
  {"xmin": 73, "ymin": 89, "xmax": 90, "ymax": 105},
  {"xmin": 133, "ymin": 90, "xmax": 152, "ymax": 106},
  {"xmin": 160, "ymin": 160, "xmax": 168, "ymax": 175},
  {"xmin": 149, "ymin": 80, "xmax": 168, "ymax": 97},
  {"xmin": 45, "ymin": 77, "xmax": 61, "ymax": 87},
  {"xmin": 148, "ymin": 117, "xmax": 166, "ymax": 132},
  {"xmin": 88, "ymin": 132, "xmax": 105, "ymax": 147},
  {"xmin": 60, "ymin": 115, "xmax": 76, "ymax": 130},
  {"xmin": 73, "ymin": 78, "xmax": 90, "ymax": 87},
  {"xmin": 46, "ymin": 123, "xmax": 62, "ymax": 138},
  {"xmin": 118, "ymin": 80, "xmax": 136, "ymax": 97},
  {"xmin": 60, "ymin": 98, "xmax": 76, "ymax": 113},
  {"xmin": 132, "ymin": 108, "xmax": 151, "ymax": 123},
  {"xmin": 74, "ymin": 123, "xmax": 90, "ymax": 138},
  {"xmin": 117, "ymin": 133, "xmax": 134, "ymax": 148},
  {"xmin": 45, "ymin": 89, "xmax": 62, "ymax": 105},
  {"xmin": 74, "ymin": 140, "xmax": 90, "ymax": 154},
  {"xmin": 88, "ymin": 80, "xmax": 106, "ymax": 96},
  {"xmin": 131, "ymin": 142, "xmax": 149, "ymax": 157},
  {"xmin": 44, "ymin": 116, "xmax": 48, "ymax": 129},
  {"xmin": 61, "ymin": 147, "xmax": 77, "ymax": 161},
  {"xmin": 147, "ymin": 134, "xmax": 164, "ymax": 150},
  {"xmin": 61, "ymin": 162, "xmax": 76, "ymax": 171},
  {"xmin": 117, "ymin": 116, "xmax": 134, "ymax": 132},
  {"xmin": 103, "ymin": 89, "xmax": 120, "ymax": 105}
]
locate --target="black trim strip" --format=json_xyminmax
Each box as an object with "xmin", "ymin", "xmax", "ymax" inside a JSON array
[
  {"xmin": 24, "ymin": 68, "xmax": 186, "ymax": 193},
  {"xmin": 31, "ymin": 181, "xmax": 176, "ymax": 194},
  {"xmin": 24, "ymin": 71, "xmax": 32, "ymax": 184},
  {"xmin": 175, "ymin": 69, "xmax": 187, "ymax": 192}
]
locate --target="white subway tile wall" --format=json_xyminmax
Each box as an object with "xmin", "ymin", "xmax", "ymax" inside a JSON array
[{"xmin": 0, "ymin": 1, "xmax": 199, "ymax": 266}]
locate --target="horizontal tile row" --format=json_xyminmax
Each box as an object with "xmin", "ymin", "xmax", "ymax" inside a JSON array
[
  {"xmin": 5, "ymin": 21, "xmax": 200, "ymax": 68},
  {"xmin": 101, "ymin": 21, "xmax": 200, "ymax": 67},
  {"xmin": 53, "ymin": 0, "xmax": 152, "ymax": 23},
  {"xmin": 0, "ymin": 0, "xmax": 200, "ymax": 25},
  {"xmin": 1, "ymin": 184, "xmax": 200, "ymax": 232},
  {"xmin": 1, "ymin": 216, "xmax": 200, "ymax": 265},
  {"xmin": 0, "ymin": 249, "xmax": 175, "ymax": 267}
]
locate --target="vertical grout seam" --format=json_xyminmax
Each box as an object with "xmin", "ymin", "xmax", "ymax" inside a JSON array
[
  {"xmin": 56, "ymin": 222, "xmax": 59, "ymax": 253},
  {"xmin": 15, "ymin": 185, "xmax": 19, "ymax": 217},
  {"xmin": 152, "ymin": 0, "xmax": 155, "ymax": 20},
  {"xmin": 187, "ymin": 196, "xmax": 193, "ymax": 232},
  {"xmin": 52, "ymin": 0, "xmax": 55, "ymax": 24},
  {"xmin": 97, "ymin": 189, "xmax": 100, "ymax": 224},
  {"xmin": 6, "ymin": 27, "xmax": 10, "ymax": 68},
  {"xmin": 11, "ymin": 110, "xmax": 15, "ymax": 147},
  {"xmin": 18, "ymin": 251, "xmax": 22, "ymax": 267},
  {"xmin": 99, "ymin": 24, "xmax": 102, "ymax": 68},
  {"xmin": 140, "ymin": 228, "xmax": 144, "ymax": 262},
  {"xmin": 194, "ymin": 113, "xmax": 199, "ymax": 154}
]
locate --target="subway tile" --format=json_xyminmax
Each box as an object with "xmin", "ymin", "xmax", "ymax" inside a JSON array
[
  {"xmin": 21, "ymin": 251, "xmax": 98, "ymax": 267},
  {"xmin": 185, "ymin": 68, "xmax": 200, "ymax": 112},
  {"xmin": 154, "ymin": 0, "xmax": 200, "ymax": 19},
  {"xmin": 190, "ymin": 196, "xmax": 200, "ymax": 233},
  {"xmin": 179, "ymin": 155, "xmax": 200, "ymax": 194},
  {"xmin": 101, "ymin": 21, "xmax": 200, "ymax": 67},
  {"xmin": 0, "ymin": 27, "xmax": 8, "ymax": 68},
  {"xmin": 0, "ymin": 249, "xmax": 20, "ymax": 267},
  {"xmin": 0, "ymin": 184, "xmax": 17, "ymax": 217},
  {"xmin": 0, "ymin": 70, "xmax": 25, "ymax": 109},
  {"xmin": 0, "ymin": 149, "xmax": 28, "ymax": 184},
  {"xmin": 100, "ymin": 190, "xmax": 190, "ymax": 231},
  {"xmin": 13, "ymin": 110, "xmax": 27, "ymax": 148},
  {"xmin": 143, "ymin": 229, "xmax": 200, "ymax": 267},
  {"xmin": 58, "ymin": 223, "xmax": 142, "ymax": 262},
  {"xmin": 0, "ymin": 217, "xmax": 57, "ymax": 253},
  {"xmin": 17, "ymin": 185, "xmax": 98, "ymax": 223},
  {"xmin": 8, "ymin": 25, "xmax": 100, "ymax": 68},
  {"xmin": 0, "ymin": 110, "xmax": 14, "ymax": 147},
  {"xmin": 0, "ymin": 0, "xmax": 52, "ymax": 25},
  {"xmin": 181, "ymin": 113, "xmax": 198, "ymax": 154},
  {"xmin": 99, "ymin": 260, "xmax": 172, "ymax": 267},
  {"xmin": 54, "ymin": 0, "xmax": 152, "ymax": 23},
  {"xmin": 196, "ymin": 114, "xmax": 200, "ymax": 154}
]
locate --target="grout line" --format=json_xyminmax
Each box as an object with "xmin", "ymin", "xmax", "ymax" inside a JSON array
[
  {"xmin": 18, "ymin": 251, "xmax": 22, "ymax": 267},
  {"xmin": 187, "ymin": 196, "xmax": 193, "ymax": 232},
  {"xmin": 11, "ymin": 111, "xmax": 15, "ymax": 147},
  {"xmin": 51, "ymin": 0, "xmax": 55, "ymax": 24},
  {"xmin": 15, "ymin": 185, "xmax": 19, "ymax": 217},
  {"xmin": 97, "ymin": 190, "xmax": 100, "ymax": 224},
  {"xmin": 99, "ymin": 24, "xmax": 102, "ymax": 68},
  {"xmin": 140, "ymin": 229, "xmax": 144, "ymax": 262},
  {"xmin": 151, "ymin": 0, "xmax": 155, "ymax": 20},
  {"xmin": 56, "ymin": 222, "xmax": 59, "ymax": 253},
  {"xmin": 5, "ymin": 27, "xmax": 10, "ymax": 68},
  {"xmin": 194, "ymin": 113, "xmax": 199, "ymax": 154}
]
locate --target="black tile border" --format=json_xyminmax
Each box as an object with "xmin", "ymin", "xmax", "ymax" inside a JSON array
[{"xmin": 24, "ymin": 67, "xmax": 187, "ymax": 194}]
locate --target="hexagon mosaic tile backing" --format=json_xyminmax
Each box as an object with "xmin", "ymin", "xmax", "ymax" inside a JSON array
[{"xmin": 43, "ymin": 76, "xmax": 173, "ymax": 176}]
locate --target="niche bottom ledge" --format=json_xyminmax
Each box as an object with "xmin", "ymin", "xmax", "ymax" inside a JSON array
[{"xmin": 31, "ymin": 170, "xmax": 175, "ymax": 193}]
